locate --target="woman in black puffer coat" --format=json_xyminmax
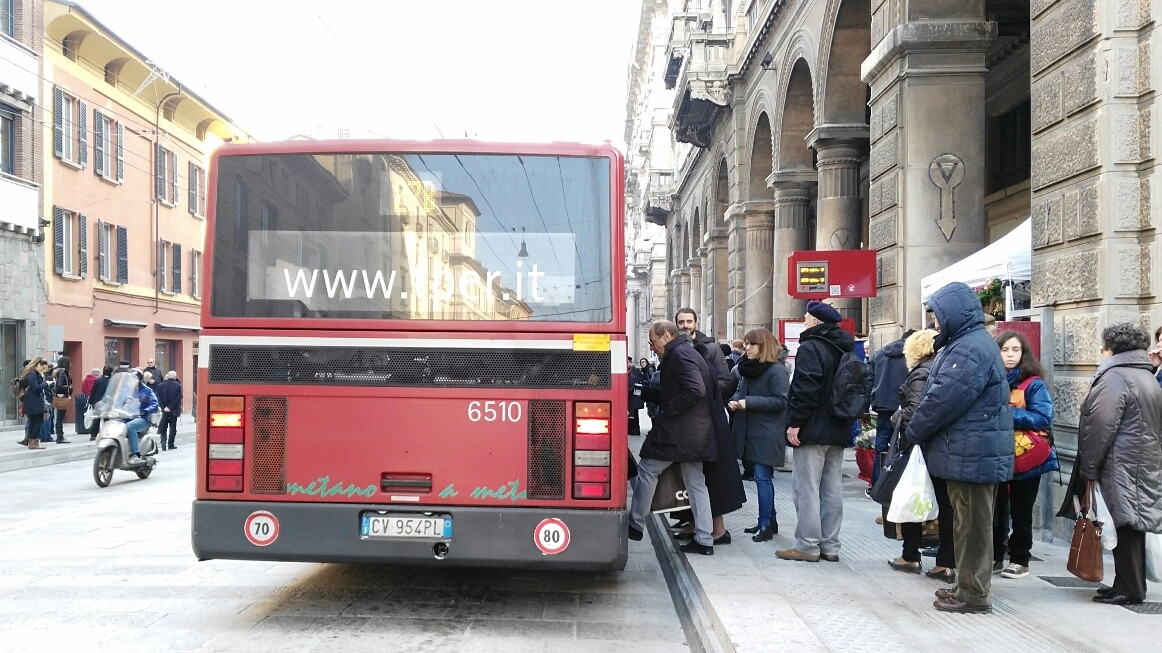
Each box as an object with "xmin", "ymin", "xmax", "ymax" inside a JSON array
[{"xmin": 728, "ymin": 328, "xmax": 788, "ymax": 542}]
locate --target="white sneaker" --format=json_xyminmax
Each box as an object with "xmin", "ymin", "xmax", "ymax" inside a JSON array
[{"xmin": 1000, "ymin": 563, "xmax": 1029, "ymax": 579}]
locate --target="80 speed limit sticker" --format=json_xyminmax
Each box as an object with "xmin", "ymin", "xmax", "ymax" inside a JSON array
[
  {"xmin": 533, "ymin": 518, "xmax": 570, "ymax": 555},
  {"xmin": 244, "ymin": 511, "xmax": 280, "ymax": 546}
]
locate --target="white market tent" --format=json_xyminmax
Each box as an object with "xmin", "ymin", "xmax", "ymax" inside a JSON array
[{"xmin": 920, "ymin": 218, "xmax": 1032, "ymax": 306}]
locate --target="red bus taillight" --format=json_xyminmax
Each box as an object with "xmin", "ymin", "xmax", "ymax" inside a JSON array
[
  {"xmin": 208, "ymin": 396, "xmax": 244, "ymax": 493},
  {"xmin": 573, "ymin": 401, "xmax": 611, "ymax": 500}
]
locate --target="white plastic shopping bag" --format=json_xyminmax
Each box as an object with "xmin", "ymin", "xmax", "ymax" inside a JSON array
[
  {"xmin": 886, "ymin": 448, "xmax": 939, "ymax": 523},
  {"xmin": 1145, "ymin": 533, "xmax": 1162, "ymax": 583},
  {"xmin": 1094, "ymin": 487, "xmax": 1118, "ymax": 551}
]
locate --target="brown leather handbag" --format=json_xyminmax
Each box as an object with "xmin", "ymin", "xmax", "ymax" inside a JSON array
[{"xmin": 1067, "ymin": 480, "xmax": 1104, "ymax": 583}]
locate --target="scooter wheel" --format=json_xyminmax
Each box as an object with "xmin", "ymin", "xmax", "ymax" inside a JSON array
[
  {"xmin": 135, "ymin": 465, "xmax": 152, "ymax": 480},
  {"xmin": 94, "ymin": 449, "xmax": 114, "ymax": 487}
]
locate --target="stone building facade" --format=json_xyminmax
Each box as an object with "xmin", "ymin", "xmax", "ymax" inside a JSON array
[
  {"xmin": 625, "ymin": 0, "xmax": 1162, "ymax": 473},
  {"xmin": 0, "ymin": 0, "xmax": 45, "ymax": 426}
]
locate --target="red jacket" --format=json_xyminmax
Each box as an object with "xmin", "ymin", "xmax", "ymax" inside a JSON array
[{"xmin": 81, "ymin": 373, "xmax": 99, "ymax": 396}]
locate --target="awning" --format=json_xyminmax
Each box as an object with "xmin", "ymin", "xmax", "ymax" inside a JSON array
[
  {"xmin": 103, "ymin": 318, "xmax": 147, "ymax": 329},
  {"xmin": 920, "ymin": 219, "xmax": 1032, "ymax": 303},
  {"xmin": 155, "ymin": 323, "xmax": 201, "ymax": 333}
]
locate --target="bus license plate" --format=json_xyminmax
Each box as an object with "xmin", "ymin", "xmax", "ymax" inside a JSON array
[{"xmin": 361, "ymin": 514, "xmax": 451, "ymax": 539}]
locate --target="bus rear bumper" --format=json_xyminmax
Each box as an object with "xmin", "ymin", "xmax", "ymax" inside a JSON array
[{"xmin": 191, "ymin": 500, "xmax": 629, "ymax": 571}]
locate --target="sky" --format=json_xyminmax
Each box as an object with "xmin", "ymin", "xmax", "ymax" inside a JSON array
[{"xmin": 75, "ymin": 0, "xmax": 643, "ymax": 149}]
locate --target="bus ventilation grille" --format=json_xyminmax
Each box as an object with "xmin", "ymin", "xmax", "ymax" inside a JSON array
[
  {"xmin": 527, "ymin": 400, "xmax": 566, "ymax": 500},
  {"xmin": 250, "ymin": 396, "xmax": 287, "ymax": 494},
  {"xmin": 208, "ymin": 346, "xmax": 612, "ymax": 389}
]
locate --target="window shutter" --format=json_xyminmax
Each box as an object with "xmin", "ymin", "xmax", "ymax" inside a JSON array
[
  {"xmin": 93, "ymin": 111, "xmax": 105, "ymax": 177},
  {"xmin": 116, "ymin": 225, "xmax": 128, "ymax": 283},
  {"xmin": 191, "ymin": 250, "xmax": 200, "ymax": 299},
  {"xmin": 199, "ymin": 173, "xmax": 207, "ymax": 215},
  {"xmin": 77, "ymin": 100, "xmax": 88, "ymax": 168},
  {"xmin": 78, "ymin": 214, "xmax": 88, "ymax": 278},
  {"xmin": 116, "ymin": 122, "xmax": 124, "ymax": 181},
  {"xmin": 170, "ymin": 151, "xmax": 178, "ymax": 204},
  {"xmin": 155, "ymin": 144, "xmax": 165, "ymax": 200},
  {"xmin": 53, "ymin": 206, "xmax": 64, "ymax": 274},
  {"xmin": 172, "ymin": 243, "xmax": 181, "ymax": 294},
  {"xmin": 188, "ymin": 161, "xmax": 197, "ymax": 213},
  {"xmin": 52, "ymin": 87, "xmax": 63, "ymax": 159},
  {"xmin": 97, "ymin": 219, "xmax": 107, "ymax": 282}
]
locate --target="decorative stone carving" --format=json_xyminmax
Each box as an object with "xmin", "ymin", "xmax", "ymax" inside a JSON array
[
  {"xmin": 1031, "ymin": 118, "xmax": 1099, "ymax": 190},
  {"xmin": 882, "ymin": 93, "xmax": 898, "ymax": 132},
  {"xmin": 1030, "ymin": 0, "xmax": 1098, "ymax": 75},
  {"xmin": 870, "ymin": 106, "xmax": 882, "ymax": 143},
  {"xmin": 1031, "ymin": 249, "xmax": 1101, "ymax": 305},
  {"xmin": 1062, "ymin": 189, "xmax": 1079, "ymax": 241},
  {"xmin": 1115, "ymin": 0, "xmax": 1150, "ymax": 29},
  {"xmin": 1062, "ymin": 314, "xmax": 1099, "ymax": 364},
  {"xmin": 1032, "ymin": 0, "xmax": 1059, "ymax": 18},
  {"xmin": 929, "ymin": 154, "xmax": 965, "ymax": 242},
  {"xmin": 829, "ymin": 228, "xmax": 856, "ymax": 249},
  {"xmin": 1078, "ymin": 184, "xmax": 1100, "ymax": 236},
  {"xmin": 1062, "ymin": 51, "xmax": 1098, "ymax": 116},
  {"xmin": 689, "ymin": 79, "xmax": 732, "ymax": 107},
  {"xmin": 1031, "ymin": 75, "xmax": 1063, "ymax": 133},
  {"xmin": 871, "ymin": 6, "xmax": 887, "ymax": 46},
  {"xmin": 1114, "ymin": 110, "xmax": 1150, "ymax": 163},
  {"xmin": 869, "ymin": 133, "xmax": 897, "ymax": 179},
  {"xmin": 1140, "ymin": 42, "xmax": 1151, "ymax": 94},
  {"xmin": 881, "ymin": 170, "xmax": 898, "ymax": 211},
  {"xmin": 868, "ymin": 178, "xmax": 882, "ymax": 215},
  {"xmin": 1115, "ymin": 244, "xmax": 1152, "ymax": 297},
  {"xmin": 869, "ymin": 211, "xmax": 898, "ymax": 251},
  {"xmin": 1053, "ymin": 316, "xmax": 1064, "ymax": 364},
  {"xmin": 1115, "ymin": 46, "xmax": 1141, "ymax": 97},
  {"xmin": 877, "ymin": 249, "xmax": 898, "ymax": 288},
  {"xmin": 1053, "ymin": 377, "xmax": 1092, "ymax": 428},
  {"xmin": 1116, "ymin": 179, "xmax": 1150, "ymax": 231},
  {"xmin": 869, "ymin": 288, "xmax": 897, "ymax": 325}
]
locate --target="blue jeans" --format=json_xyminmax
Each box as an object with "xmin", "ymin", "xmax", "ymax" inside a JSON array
[
  {"xmin": 125, "ymin": 417, "xmax": 147, "ymax": 455},
  {"xmin": 870, "ymin": 410, "xmax": 895, "ymax": 484},
  {"xmin": 754, "ymin": 463, "xmax": 775, "ymax": 529}
]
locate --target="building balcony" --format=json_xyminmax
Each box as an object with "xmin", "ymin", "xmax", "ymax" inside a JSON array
[
  {"xmin": 667, "ymin": 26, "xmax": 733, "ymax": 149},
  {"xmin": 0, "ymin": 36, "xmax": 38, "ymax": 104},
  {"xmin": 643, "ymin": 169, "xmax": 675, "ymax": 226},
  {"xmin": 0, "ymin": 173, "xmax": 41, "ymax": 233}
]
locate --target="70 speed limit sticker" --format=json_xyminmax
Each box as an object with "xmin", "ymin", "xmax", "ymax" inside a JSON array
[
  {"xmin": 244, "ymin": 511, "xmax": 280, "ymax": 546},
  {"xmin": 533, "ymin": 518, "xmax": 570, "ymax": 555}
]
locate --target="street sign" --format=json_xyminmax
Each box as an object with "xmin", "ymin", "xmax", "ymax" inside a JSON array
[
  {"xmin": 244, "ymin": 510, "xmax": 280, "ymax": 546},
  {"xmin": 533, "ymin": 518, "xmax": 570, "ymax": 555},
  {"xmin": 787, "ymin": 250, "xmax": 877, "ymax": 299}
]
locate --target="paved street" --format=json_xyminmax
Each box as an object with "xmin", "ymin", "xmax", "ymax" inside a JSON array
[{"xmin": 0, "ymin": 447, "xmax": 685, "ymax": 653}]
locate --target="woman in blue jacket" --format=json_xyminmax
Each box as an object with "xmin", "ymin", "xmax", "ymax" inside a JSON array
[
  {"xmin": 17, "ymin": 357, "xmax": 51, "ymax": 450},
  {"xmin": 993, "ymin": 331, "xmax": 1056, "ymax": 579}
]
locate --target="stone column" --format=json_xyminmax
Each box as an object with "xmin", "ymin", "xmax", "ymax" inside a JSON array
[
  {"xmin": 726, "ymin": 203, "xmax": 747, "ymax": 339},
  {"xmin": 706, "ymin": 230, "xmax": 729, "ymax": 341},
  {"xmin": 628, "ymin": 290, "xmax": 641, "ymax": 359},
  {"xmin": 687, "ymin": 258, "xmax": 703, "ymax": 323},
  {"xmin": 767, "ymin": 172, "xmax": 817, "ymax": 322},
  {"xmin": 862, "ymin": 5, "xmax": 993, "ymax": 341},
  {"xmin": 678, "ymin": 267, "xmax": 691, "ymax": 310},
  {"xmin": 668, "ymin": 269, "xmax": 681, "ymax": 320},
  {"xmin": 743, "ymin": 201, "xmax": 775, "ymax": 332},
  {"xmin": 808, "ymin": 131, "xmax": 868, "ymax": 324}
]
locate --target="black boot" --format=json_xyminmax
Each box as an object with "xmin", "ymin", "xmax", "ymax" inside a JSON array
[
  {"xmin": 679, "ymin": 541, "xmax": 713, "ymax": 556},
  {"xmin": 751, "ymin": 527, "xmax": 775, "ymax": 542},
  {"xmin": 56, "ymin": 437, "xmax": 71, "ymax": 444},
  {"xmin": 744, "ymin": 523, "xmax": 761, "ymax": 534}
]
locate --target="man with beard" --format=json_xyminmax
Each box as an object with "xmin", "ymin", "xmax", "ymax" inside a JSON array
[{"xmin": 675, "ymin": 308, "xmax": 737, "ymax": 399}]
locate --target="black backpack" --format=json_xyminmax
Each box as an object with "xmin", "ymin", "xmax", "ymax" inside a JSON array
[{"xmin": 818, "ymin": 339, "xmax": 868, "ymax": 420}]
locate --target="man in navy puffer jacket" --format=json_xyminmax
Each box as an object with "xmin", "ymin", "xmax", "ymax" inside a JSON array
[{"xmin": 905, "ymin": 281, "xmax": 1012, "ymax": 614}]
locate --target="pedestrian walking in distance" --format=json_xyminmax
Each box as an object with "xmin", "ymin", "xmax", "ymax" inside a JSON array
[
  {"xmin": 728, "ymin": 328, "xmax": 789, "ymax": 542},
  {"xmin": 1077, "ymin": 323, "xmax": 1162, "ymax": 606},
  {"xmin": 779, "ymin": 300, "xmax": 859, "ymax": 563},
  {"xmin": 17, "ymin": 357, "xmax": 51, "ymax": 450},
  {"xmin": 994, "ymin": 331, "xmax": 1057, "ymax": 580},
  {"xmin": 630, "ymin": 320, "xmax": 718, "ymax": 555},
  {"xmin": 905, "ymin": 282, "xmax": 1012, "ymax": 614},
  {"xmin": 50, "ymin": 356, "xmax": 73, "ymax": 444},
  {"xmin": 88, "ymin": 366, "xmax": 113, "ymax": 441},
  {"xmin": 81, "ymin": 367, "xmax": 100, "ymax": 397},
  {"xmin": 156, "ymin": 371, "xmax": 183, "ymax": 450}
]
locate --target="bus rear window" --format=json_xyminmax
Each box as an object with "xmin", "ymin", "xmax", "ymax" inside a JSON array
[{"xmin": 210, "ymin": 153, "xmax": 612, "ymax": 322}]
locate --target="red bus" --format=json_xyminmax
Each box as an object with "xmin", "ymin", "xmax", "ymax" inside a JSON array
[{"xmin": 191, "ymin": 140, "xmax": 629, "ymax": 570}]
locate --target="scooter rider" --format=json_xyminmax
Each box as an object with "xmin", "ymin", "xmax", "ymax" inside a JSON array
[{"xmin": 125, "ymin": 369, "xmax": 159, "ymax": 465}]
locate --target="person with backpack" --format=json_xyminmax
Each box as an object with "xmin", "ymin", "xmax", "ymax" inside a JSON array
[{"xmin": 778, "ymin": 301, "xmax": 864, "ymax": 563}]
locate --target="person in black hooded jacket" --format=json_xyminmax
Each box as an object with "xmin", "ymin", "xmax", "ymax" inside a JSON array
[
  {"xmin": 866, "ymin": 330, "xmax": 914, "ymax": 485},
  {"xmin": 778, "ymin": 301, "xmax": 854, "ymax": 563}
]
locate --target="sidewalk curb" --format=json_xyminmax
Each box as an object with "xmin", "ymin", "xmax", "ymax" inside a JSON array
[
  {"xmin": 0, "ymin": 429, "xmax": 197, "ymax": 473},
  {"xmin": 647, "ymin": 513, "xmax": 735, "ymax": 653}
]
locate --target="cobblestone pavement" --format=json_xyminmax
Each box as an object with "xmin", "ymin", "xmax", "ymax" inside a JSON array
[
  {"xmin": 0, "ymin": 448, "xmax": 685, "ymax": 653},
  {"xmin": 686, "ymin": 450, "xmax": 1160, "ymax": 653}
]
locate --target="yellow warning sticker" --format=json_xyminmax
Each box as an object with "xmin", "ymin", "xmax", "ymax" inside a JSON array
[{"xmin": 572, "ymin": 334, "xmax": 611, "ymax": 351}]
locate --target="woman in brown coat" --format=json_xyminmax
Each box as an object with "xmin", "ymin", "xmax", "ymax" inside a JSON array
[{"xmin": 1078, "ymin": 323, "xmax": 1162, "ymax": 605}]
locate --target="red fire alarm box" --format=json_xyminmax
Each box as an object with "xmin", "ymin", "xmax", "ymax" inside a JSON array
[{"xmin": 787, "ymin": 250, "xmax": 877, "ymax": 299}]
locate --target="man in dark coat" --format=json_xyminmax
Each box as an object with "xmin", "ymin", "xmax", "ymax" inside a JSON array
[
  {"xmin": 630, "ymin": 320, "xmax": 717, "ymax": 555},
  {"xmin": 675, "ymin": 308, "xmax": 738, "ymax": 399},
  {"xmin": 87, "ymin": 366, "xmax": 112, "ymax": 440},
  {"xmin": 143, "ymin": 359, "xmax": 161, "ymax": 390},
  {"xmin": 155, "ymin": 371, "xmax": 183, "ymax": 450},
  {"xmin": 905, "ymin": 281, "xmax": 1012, "ymax": 614},
  {"xmin": 867, "ymin": 329, "xmax": 914, "ymax": 485},
  {"xmin": 778, "ymin": 301, "xmax": 854, "ymax": 563}
]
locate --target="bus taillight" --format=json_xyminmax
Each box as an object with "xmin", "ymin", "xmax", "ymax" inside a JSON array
[
  {"xmin": 573, "ymin": 401, "xmax": 611, "ymax": 500},
  {"xmin": 207, "ymin": 396, "xmax": 245, "ymax": 492}
]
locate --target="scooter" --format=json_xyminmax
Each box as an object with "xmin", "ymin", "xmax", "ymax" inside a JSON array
[{"xmin": 90, "ymin": 372, "xmax": 160, "ymax": 488}]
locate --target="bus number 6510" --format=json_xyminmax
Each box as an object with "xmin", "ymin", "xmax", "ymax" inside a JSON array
[{"xmin": 467, "ymin": 401, "xmax": 521, "ymax": 422}]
